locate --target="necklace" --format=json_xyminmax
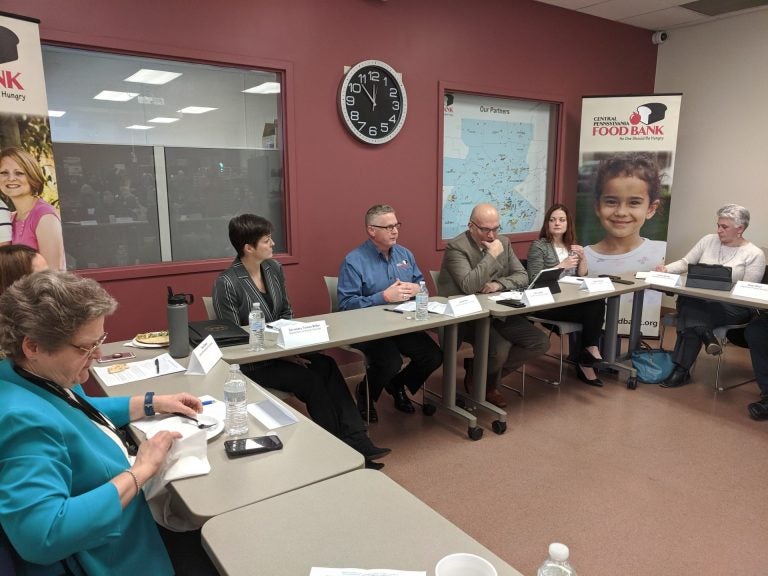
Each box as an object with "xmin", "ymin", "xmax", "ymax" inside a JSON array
[{"xmin": 718, "ymin": 242, "xmax": 741, "ymax": 265}]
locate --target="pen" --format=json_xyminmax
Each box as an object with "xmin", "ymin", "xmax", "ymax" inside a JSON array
[
  {"xmin": 154, "ymin": 358, "xmax": 160, "ymax": 374},
  {"xmin": 201, "ymin": 399, "xmax": 215, "ymax": 406},
  {"xmin": 385, "ymin": 308, "xmax": 404, "ymax": 314}
]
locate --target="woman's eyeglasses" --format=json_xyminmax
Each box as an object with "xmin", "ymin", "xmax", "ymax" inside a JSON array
[{"xmin": 70, "ymin": 333, "xmax": 109, "ymax": 356}]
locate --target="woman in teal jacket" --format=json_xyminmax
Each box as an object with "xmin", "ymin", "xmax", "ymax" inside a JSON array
[{"xmin": 0, "ymin": 271, "xmax": 202, "ymax": 575}]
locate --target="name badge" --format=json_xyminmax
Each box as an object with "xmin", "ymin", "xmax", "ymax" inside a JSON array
[
  {"xmin": 645, "ymin": 271, "xmax": 682, "ymax": 287},
  {"xmin": 579, "ymin": 277, "xmax": 614, "ymax": 293},
  {"xmin": 187, "ymin": 335, "xmax": 222, "ymax": 375},
  {"xmin": 443, "ymin": 294, "xmax": 483, "ymax": 317},
  {"xmin": 523, "ymin": 287, "xmax": 555, "ymax": 306},
  {"xmin": 732, "ymin": 281, "xmax": 768, "ymax": 302},
  {"xmin": 277, "ymin": 320, "xmax": 330, "ymax": 349}
]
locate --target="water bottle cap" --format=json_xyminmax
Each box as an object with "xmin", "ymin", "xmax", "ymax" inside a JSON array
[
  {"xmin": 548, "ymin": 543, "xmax": 569, "ymax": 562},
  {"xmin": 230, "ymin": 363, "xmax": 240, "ymax": 371}
]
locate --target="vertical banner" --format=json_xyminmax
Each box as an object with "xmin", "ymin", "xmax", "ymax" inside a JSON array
[
  {"xmin": 575, "ymin": 94, "xmax": 682, "ymax": 338},
  {"xmin": 0, "ymin": 12, "xmax": 63, "ymax": 266}
]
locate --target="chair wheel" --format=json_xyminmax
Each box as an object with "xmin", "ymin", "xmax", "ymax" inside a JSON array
[
  {"xmin": 422, "ymin": 403, "xmax": 436, "ymax": 416},
  {"xmin": 491, "ymin": 420, "xmax": 507, "ymax": 434},
  {"xmin": 467, "ymin": 426, "xmax": 484, "ymax": 441},
  {"xmin": 627, "ymin": 377, "xmax": 637, "ymax": 390}
]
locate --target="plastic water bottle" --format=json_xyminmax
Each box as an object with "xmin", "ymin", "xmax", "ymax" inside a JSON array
[
  {"xmin": 537, "ymin": 543, "xmax": 577, "ymax": 576},
  {"xmin": 415, "ymin": 280, "xmax": 429, "ymax": 321},
  {"xmin": 248, "ymin": 302, "xmax": 265, "ymax": 351},
  {"xmin": 224, "ymin": 364, "xmax": 248, "ymax": 436}
]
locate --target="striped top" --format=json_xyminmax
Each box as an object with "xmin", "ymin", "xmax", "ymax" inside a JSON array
[{"xmin": 0, "ymin": 199, "xmax": 10, "ymax": 243}]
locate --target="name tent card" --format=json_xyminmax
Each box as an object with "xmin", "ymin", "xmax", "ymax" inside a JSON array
[
  {"xmin": 645, "ymin": 271, "xmax": 682, "ymax": 287},
  {"xmin": 277, "ymin": 320, "xmax": 330, "ymax": 349},
  {"xmin": 732, "ymin": 281, "xmax": 768, "ymax": 302},
  {"xmin": 579, "ymin": 277, "xmax": 614, "ymax": 293},
  {"xmin": 522, "ymin": 287, "xmax": 555, "ymax": 307},
  {"xmin": 443, "ymin": 294, "xmax": 482, "ymax": 317},
  {"xmin": 187, "ymin": 335, "xmax": 222, "ymax": 375}
]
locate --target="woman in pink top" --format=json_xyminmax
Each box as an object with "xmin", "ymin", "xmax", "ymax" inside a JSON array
[{"xmin": 0, "ymin": 147, "xmax": 65, "ymax": 270}]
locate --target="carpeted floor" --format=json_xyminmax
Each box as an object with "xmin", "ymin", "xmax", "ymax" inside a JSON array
[{"xmin": 315, "ymin": 330, "xmax": 768, "ymax": 575}]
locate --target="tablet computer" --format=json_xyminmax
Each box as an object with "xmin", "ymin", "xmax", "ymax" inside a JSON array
[{"xmin": 527, "ymin": 267, "xmax": 563, "ymax": 294}]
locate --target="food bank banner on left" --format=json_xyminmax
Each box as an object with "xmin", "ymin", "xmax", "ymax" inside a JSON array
[
  {"xmin": 575, "ymin": 94, "xmax": 682, "ymax": 338},
  {"xmin": 0, "ymin": 12, "xmax": 59, "ymax": 206}
]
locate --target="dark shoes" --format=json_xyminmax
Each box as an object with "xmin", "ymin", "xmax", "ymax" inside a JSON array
[
  {"xmin": 748, "ymin": 398, "xmax": 768, "ymax": 420},
  {"xmin": 365, "ymin": 459, "xmax": 385, "ymax": 470},
  {"xmin": 578, "ymin": 349, "xmax": 601, "ymax": 367},
  {"xmin": 701, "ymin": 329, "xmax": 722, "ymax": 355},
  {"xmin": 660, "ymin": 365, "xmax": 691, "ymax": 388},
  {"xmin": 485, "ymin": 387, "xmax": 508, "ymax": 408},
  {"xmin": 356, "ymin": 379, "xmax": 378, "ymax": 423},
  {"xmin": 575, "ymin": 364, "xmax": 603, "ymax": 387},
  {"xmin": 391, "ymin": 385, "xmax": 415, "ymax": 413}
]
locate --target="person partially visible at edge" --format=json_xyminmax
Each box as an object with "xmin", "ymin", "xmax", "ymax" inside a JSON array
[
  {"xmin": 0, "ymin": 147, "xmax": 66, "ymax": 270},
  {"xmin": 526, "ymin": 203, "xmax": 608, "ymax": 387},
  {"xmin": 655, "ymin": 204, "xmax": 765, "ymax": 388},
  {"xmin": 438, "ymin": 203, "xmax": 549, "ymax": 407},
  {"xmin": 0, "ymin": 197, "xmax": 10, "ymax": 247},
  {"xmin": 213, "ymin": 213, "xmax": 390, "ymax": 469},
  {"xmin": 337, "ymin": 204, "xmax": 443, "ymax": 421},
  {"xmin": 745, "ymin": 312, "xmax": 768, "ymax": 421},
  {"xmin": 0, "ymin": 244, "xmax": 48, "ymax": 294},
  {"xmin": 0, "ymin": 270, "xmax": 203, "ymax": 575}
]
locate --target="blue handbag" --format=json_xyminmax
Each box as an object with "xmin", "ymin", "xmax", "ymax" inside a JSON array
[{"xmin": 631, "ymin": 342, "xmax": 675, "ymax": 384}]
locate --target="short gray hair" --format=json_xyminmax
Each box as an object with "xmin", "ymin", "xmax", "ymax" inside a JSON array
[
  {"xmin": 0, "ymin": 271, "xmax": 117, "ymax": 360},
  {"xmin": 717, "ymin": 204, "xmax": 750, "ymax": 229},
  {"xmin": 365, "ymin": 204, "xmax": 395, "ymax": 226}
]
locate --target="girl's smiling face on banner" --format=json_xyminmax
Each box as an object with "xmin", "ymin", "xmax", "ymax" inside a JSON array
[{"xmin": 595, "ymin": 175, "xmax": 659, "ymax": 240}]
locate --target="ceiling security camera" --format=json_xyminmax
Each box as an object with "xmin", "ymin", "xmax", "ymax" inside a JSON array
[{"xmin": 652, "ymin": 31, "xmax": 668, "ymax": 45}]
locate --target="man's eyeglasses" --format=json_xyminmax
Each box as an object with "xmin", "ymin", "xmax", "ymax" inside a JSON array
[
  {"xmin": 70, "ymin": 333, "xmax": 109, "ymax": 356},
  {"xmin": 469, "ymin": 221, "xmax": 501, "ymax": 234},
  {"xmin": 369, "ymin": 222, "xmax": 402, "ymax": 232}
]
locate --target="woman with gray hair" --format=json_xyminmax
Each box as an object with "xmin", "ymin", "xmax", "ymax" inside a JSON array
[
  {"xmin": 655, "ymin": 204, "xmax": 765, "ymax": 387},
  {"xmin": 0, "ymin": 271, "xmax": 202, "ymax": 575}
]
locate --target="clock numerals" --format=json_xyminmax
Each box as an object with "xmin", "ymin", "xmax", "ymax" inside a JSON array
[{"xmin": 339, "ymin": 60, "xmax": 407, "ymax": 144}]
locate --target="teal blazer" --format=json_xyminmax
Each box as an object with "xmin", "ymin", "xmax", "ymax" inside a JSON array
[{"xmin": 0, "ymin": 360, "xmax": 173, "ymax": 576}]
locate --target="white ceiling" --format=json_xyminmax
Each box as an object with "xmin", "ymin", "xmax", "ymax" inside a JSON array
[{"xmin": 534, "ymin": 0, "xmax": 768, "ymax": 30}]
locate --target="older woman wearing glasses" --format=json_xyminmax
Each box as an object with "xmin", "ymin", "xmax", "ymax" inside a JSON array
[{"xmin": 0, "ymin": 271, "xmax": 202, "ymax": 575}]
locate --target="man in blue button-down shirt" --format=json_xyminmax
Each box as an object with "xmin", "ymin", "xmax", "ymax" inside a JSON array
[{"xmin": 338, "ymin": 205, "xmax": 442, "ymax": 422}]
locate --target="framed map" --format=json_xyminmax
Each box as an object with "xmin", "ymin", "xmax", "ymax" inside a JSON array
[{"xmin": 440, "ymin": 89, "xmax": 560, "ymax": 243}]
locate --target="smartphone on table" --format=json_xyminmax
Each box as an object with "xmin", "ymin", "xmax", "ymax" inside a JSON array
[
  {"xmin": 224, "ymin": 435, "xmax": 283, "ymax": 458},
  {"xmin": 96, "ymin": 351, "xmax": 136, "ymax": 363}
]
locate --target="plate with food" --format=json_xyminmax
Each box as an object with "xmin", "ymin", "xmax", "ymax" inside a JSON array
[{"xmin": 133, "ymin": 330, "xmax": 169, "ymax": 348}]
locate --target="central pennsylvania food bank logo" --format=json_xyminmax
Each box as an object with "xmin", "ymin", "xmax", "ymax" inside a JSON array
[
  {"xmin": 630, "ymin": 102, "xmax": 667, "ymax": 126},
  {"xmin": 0, "ymin": 25, "xmax": 24, "ymax": 90}
]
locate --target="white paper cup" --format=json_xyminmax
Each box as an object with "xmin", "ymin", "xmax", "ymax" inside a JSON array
[{"xmin": 435, "ymin": 552, "xmax": 498, "ymax": 576}]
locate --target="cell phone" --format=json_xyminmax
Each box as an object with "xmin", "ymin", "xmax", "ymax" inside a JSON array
[
  {"xmin": 599, "ymin": 274, "xmax": 635, "ymax": 285},
  {"xmin": 96, "ymin": 351, "xmax": 136, "ymax": 363},
  {"xmin": 497, "ymin": 299, "xmax": 527, "ymax": 308},
  {"xmin": 224, "ymin": 435, "xmax": 283, "ymax": 457}
]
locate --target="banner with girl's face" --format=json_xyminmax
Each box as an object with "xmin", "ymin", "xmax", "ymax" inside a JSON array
[{"xmin": 575, "ymin": 94, "xmax": 683, "ymax": 337}]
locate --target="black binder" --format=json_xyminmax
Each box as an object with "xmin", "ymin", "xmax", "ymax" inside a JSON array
[{"xmin": 188, "ymin": 319, "xmax": 249, "ymax": 347}]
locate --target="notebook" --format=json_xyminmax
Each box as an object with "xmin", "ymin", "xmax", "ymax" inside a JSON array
[{"xmin": 685, "ymin": 263, "xmax": 733, "ymax": 291}]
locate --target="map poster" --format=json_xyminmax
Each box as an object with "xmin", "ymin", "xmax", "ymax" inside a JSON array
[
  {"xmin": 0, "ymin": 12, "xmax": 60, "ymax": 208},
  {"xmin": 575, "ymin": 94, "xmax": 683, "ymax": 337},
  {"xmin": 441, "ymin": 91, "xmax": 557, "ymax": 242}
]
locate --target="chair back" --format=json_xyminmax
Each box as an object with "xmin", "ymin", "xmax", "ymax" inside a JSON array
[
  {"xmin": 323, "ymin": 276, "xmax": 340, "ymax": 313},
  {"xmin": 202, "ymin": 296, "xmax": 216, "ymax": 320},
  {"xmin": 429, "ymin": 270, "xmax": 440, "ymax": 295}
]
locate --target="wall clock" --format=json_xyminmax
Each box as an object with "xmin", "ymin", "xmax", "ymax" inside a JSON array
[{"xmin": 339, "ymin": 60, "xmax": 407, "ymax": 144}]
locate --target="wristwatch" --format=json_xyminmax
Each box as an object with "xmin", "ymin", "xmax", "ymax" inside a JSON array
[{"xmin": 144, "ymin": 391, "xmax": 155, "ymax": 417}]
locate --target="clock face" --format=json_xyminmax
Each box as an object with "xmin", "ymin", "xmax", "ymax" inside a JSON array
[{"xmin": 339, "ymin": 60, "xmax": 407, "ymax": 144}]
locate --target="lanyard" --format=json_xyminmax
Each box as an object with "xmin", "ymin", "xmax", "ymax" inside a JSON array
[{"xmin": 14, "ymin": 366, "xmax": 137, "ymax": 456}]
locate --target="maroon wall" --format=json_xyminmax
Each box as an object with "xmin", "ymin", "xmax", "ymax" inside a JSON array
[{"xmin": 4, "ymin": 0, "xmax": 657, "ymax": 340}]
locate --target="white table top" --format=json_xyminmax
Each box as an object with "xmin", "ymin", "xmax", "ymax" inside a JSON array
[
  {"xmin": 202, "ymin": 469, "xmax": 525, "ymax": 576},
  {"xmin": 92, "ymin": 343, "xmax": 364, "ymax": 525}
]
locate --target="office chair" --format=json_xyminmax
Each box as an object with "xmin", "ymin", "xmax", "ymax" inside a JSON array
[{"xmin": 323, "ymin": 276, "xmax": 372, "ymax": 424}]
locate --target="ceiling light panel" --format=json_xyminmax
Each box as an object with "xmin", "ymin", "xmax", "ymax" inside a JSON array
[{"xmin": 124, "ymin": 69, "xmax": 183, "ymax": 85}]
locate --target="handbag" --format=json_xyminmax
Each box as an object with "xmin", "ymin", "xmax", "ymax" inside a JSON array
[{"xmin": 631, "ymin": 342, "xmax": 675, "ymax": 384}]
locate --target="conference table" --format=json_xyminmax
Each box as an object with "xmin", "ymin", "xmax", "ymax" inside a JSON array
[
  {"xmin": 218, "ymin": 303, "xmax": 500, "ymax": 440},
  {"xmin": 92, "ymin": 343, "xmax": 364, "ymax": 526},
  {"xmin": 476, "ymin": 275, "xmax": 645, "ymax": 389},
  {"xmin": 201, "ymin": 469, "xmax": 525, "ymax": 576}
]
